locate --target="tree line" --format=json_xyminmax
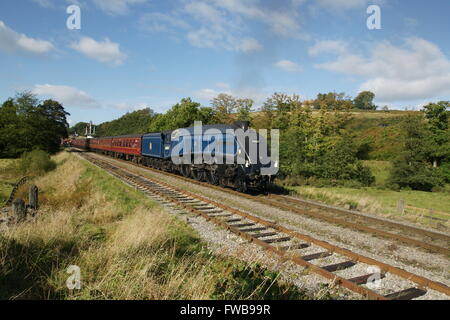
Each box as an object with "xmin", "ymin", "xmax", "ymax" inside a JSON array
[
  {"xmin": 1, "ymin": 90, "xmax": 447, "ymax": 192},
  {"xmin": 75, "ymin": 91, "xmax": 447, "ymax": 191},
  {"xmin": 0, "ymin": 92, "xmax": 69, "ymax": 158},
  {"xmin": 388, "ymin": 102, "xmax": 450, "ymax": 191}
]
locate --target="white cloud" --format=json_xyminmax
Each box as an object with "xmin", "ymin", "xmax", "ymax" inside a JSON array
[
  {"xmin": 110, "ymin": 102, "xmax": 151, "ymax": 111},
  {"xmin": 32, "ymin": 84, "xmax": 100, "ymax": 108},
  {"xmin": 238, "ymin": 38, "xmax": 262, "ymax": 52},
  {"xmin": 140, "ymin": 0, "xmax": 307, "ymax": 52},
  {"xmin": 192, "ymin": 85, "xmax": 269, "ymax": 105},
  {"xmin": 215, "ymin": 82, "xmax": 230, "ymax": 89},
  {"xmin": 31, "ymin": 0, "xmax": 54, "ymax": 8},
  {"xmin": 193, "ymin": 88, "xmax": 224, "ymax": 101},
  {"xmin": 0, "ymin": 20, "xmax": 55, "ymax": 55},
  {"xmin": 139, "ymin": 12, "xmax": 190, "ymax": 33},
  {"xmin": 184, "ymin": 1, "xmax": 224, "ymax": 23},
  {"xmin": 70, "ymin": 36, "xmax": 127, "ymax": 65},
  {"xmin": 269, "ymin": 11, "xmax": 302, "ymax": 37},
  {"xmin": 185, "ymin": 23, "xmax": 261, "ymax": 53},
  {"xmin": 308, "ymin": 40, "xmax": 348, "ymax": 56},
  {"xmin": 311, "ymin": 37, "xmax": 450, "ymax": 102},
  {"xmin": 92, "ymin": 0, "xmax": 147, "ymax": 15},
  {"xmin": 275, "ymin": 60, "xmax": 302, "ymax": 72},
  {"xmin": 315, "ymin": 0, "xmax": 372, "ymax": 10},
  {"xmin": 31, "ymin": 0, "xmax": 84, "ymax": 8},
  {"xmin": 213, "ymin": 0, "xmax": 303, "ymax": 38}
]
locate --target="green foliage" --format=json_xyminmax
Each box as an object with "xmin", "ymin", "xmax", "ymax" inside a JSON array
[
  {"xmin": 0, "ymin": 92, "xmax": 69, "ymax": 157},
  {"xmin": 68, "ymin": 122, "xmax": 89, "ymax": 136},
  {"xmin": 387, "ymin": 115, "xmax": 447, "ymax": 191},
  {"xmin": 313, "ymin": 92, "xmax": 353, "ymax": 111},
  {"xmin": 388, "ymin": 159, "xmax": 445, "ymax": 192},
  {"xmin": 210, "ymin": 94, "xmax": 254, "ymax": 124},
  {"xmin": 95, "ymin": 108, "xmax": 156, "ymax": 136},
  {"xmin": 353, "ymin": 91, "xmax": 377, "ymax": 110},
  {"xmin": 211, "ymin": 93, "xmax": 238, "ymax": 124},
  {"xmin": 261, "ymin": 92, "xmax": 302, "ymax": 130},
  {"xmin": 15, "ymin": 149, "xmax": 56, "ymax": 176},
  {"xmin": 261, "ymin": 93, "xmax": 374, "ymax": 186},
  {"xmin": 236, "ymin": 98, "xmax": 253, "ymax": 122},
  {"xmin": 149, "ymin": 98, "xmax": 214, "ymax": 132},
  {"xmin": 346, "ymin": 115, "xmax": 406, "ymax": 160},
  {"xmin": 422, "ymin": 101, "xmax": 450, "ymax": 172},
  {"xmin": 423, "ymin": 101, "xmax": 449, "ymax": 131}
]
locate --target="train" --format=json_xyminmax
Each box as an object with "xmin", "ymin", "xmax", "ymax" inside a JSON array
[{"xmin": 70, "ymin": 122, "xmax": 277, "ymax": 192}]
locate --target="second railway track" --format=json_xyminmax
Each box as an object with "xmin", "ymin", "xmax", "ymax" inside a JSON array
[
  {"xmin": 79, "ymin": 152, "xmax": 450, "ymax": 300},
  {"xmin": 80, "ymin": 149, "xmax": 450, "ymax": 256}
]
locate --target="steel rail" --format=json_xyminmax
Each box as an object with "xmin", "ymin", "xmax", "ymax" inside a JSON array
[
  {"xmin": 84, "ymin": 151, "xmax": 449, "ymax": 256},
  {"xmin": 81, "ymin": 154, "xmax": 387, "ymax": 300},
  {"xmin": 268, "ymin": 194, "xmax": 450, "ymax": 242},
  {"xmin": 80, "ymin": 153, "xmax": 450, "ymax": 299}
]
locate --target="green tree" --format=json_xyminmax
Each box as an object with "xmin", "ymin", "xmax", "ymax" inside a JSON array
[
  {"xmin": 353, "ymin": 91, "xmax": 377, "ymax": 110},
  {"xmin": 149, "ymin": 98, "xmax": 213, "ymax": 131},
  {"xmin": 388, "ymin": 116, "xmax": 445, "ymax": 191},
  {"xmin": 95, "ymin": 108, "xmax": 155, "ymax": 136},
  {"xmin": 0, "ymin": 99, "xmax": 20, "ymax": 157},
  {"xmin": 69, "ymin": 122, "xmax": 89, "ymax": 136},
  {"xmin": 0, "ymin": 92, "xmax": 70, "ymax": 157},
  {"xmin": 262, "ymin": 93, "xmax": 301, "ymax": 130},
  {"xmin": 313, "ymin": 92, "xmax": 352, "ymax": 111},
  {"xmin": 261, "ymin": 93, "xmax": 372, "ymax": 185},
  {"xmin": 423, "ymin": 101, "xmax": 450, "ymax": 167},
  {"xmin": 236, "ymin": 98, "xmax": 253, "ymax": 122},
  {"xmin": 211, "ymin": 94, "xmax": 238, "ymax": 124},
  {"xmin": 31, "ymin": 99, "xmax": 70, "ymax": 153}
]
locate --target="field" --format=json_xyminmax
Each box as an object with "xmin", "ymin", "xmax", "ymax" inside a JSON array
[{"xmin": 0, "ymin": 152, "xmax": 308, "ymax": 300}]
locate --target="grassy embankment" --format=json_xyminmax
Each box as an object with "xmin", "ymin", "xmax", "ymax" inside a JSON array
[
  {"xmin": 285, "ymin": 160, "xmax": 450, "ymax": 228},
  {"xmin": 0, "ymin": 152, "xmax": 317, "ymax": 300}
]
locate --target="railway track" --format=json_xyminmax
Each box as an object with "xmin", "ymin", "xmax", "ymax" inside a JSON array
[
  {"xmin": 82, "ymin": 150, "xmax": 450, "ymax": 256},
  {"xmin": 79, "ymin": 152, "xmax": 450, "ymax": 300}
]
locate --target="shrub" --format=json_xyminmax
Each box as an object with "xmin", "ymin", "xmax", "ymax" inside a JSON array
[
  {"xmin": 439, "ymin": 162, "xmax": 450, "ymax": 183},
  {"xmin": 387, "ymin": 160, "xmax": 445, "ymax": 192},
  {"xmin": 16, "ymin": 150, "xmax": 56, "ymax": 176}
]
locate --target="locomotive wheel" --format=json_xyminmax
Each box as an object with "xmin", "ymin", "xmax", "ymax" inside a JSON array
[
  {"xmin": 236, "ymin": 178, "xmax": 248, "ymax": 193},
  {"xmin": 206, "ymin": 171, "xmax": 219, "ymax": 185},
  {"xmin": 192, "ymin": 169, "xmax": 205, "ymax": 181},
  {"xmin": 181, "ymin": 165, "xmax": 192, "ymax": 178}
]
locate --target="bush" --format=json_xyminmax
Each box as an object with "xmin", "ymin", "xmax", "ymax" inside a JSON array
[
  {"xmin": 439, "ymin": 162, "xmax": 450, "ymax": 183},
  {"xmin": 387, "ymin": 160, "xmax": 445, "ymax": 192},
  {"xmin": 16, "ymin": 150, "xmax": 56, "ymax": 176}
]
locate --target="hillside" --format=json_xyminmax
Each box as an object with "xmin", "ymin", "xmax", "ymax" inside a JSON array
[
  {"xmin": 347, "ymin": 111, "xmax": 419, "ymax": 160},
  {"xmin": 95, "ymin": 108, "xmax": 155, "ymax": 137}
]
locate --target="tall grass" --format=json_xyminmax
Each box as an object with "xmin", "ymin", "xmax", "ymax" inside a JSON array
[
  {"xmin": 9, "ymin": 150, "xmax": 57, "ymax": 177},
  {"xmin": 0, "ymin": 152, "xmax": 308, "ymax": 300}
]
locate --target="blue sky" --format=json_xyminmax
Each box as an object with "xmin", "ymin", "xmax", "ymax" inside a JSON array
[{"xmin": 1, "ymin": 0, "xmax": 450, "ymax": 125}]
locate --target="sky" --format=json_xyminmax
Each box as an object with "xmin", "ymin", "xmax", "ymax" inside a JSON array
[{"xmin": 1, "ymin": 0, "xmax": 450, "ymax": 125}]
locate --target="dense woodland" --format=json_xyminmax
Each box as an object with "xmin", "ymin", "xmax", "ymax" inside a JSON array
[
  {"xmin": 0, "ymin": 92, "xmax": 69, "ymax": 157},
  {"xmin": 1, "ymin": 91, "xmax": 449, "ymax": 192}
]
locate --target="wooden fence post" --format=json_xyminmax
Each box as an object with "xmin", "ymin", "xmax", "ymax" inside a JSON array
[
  {"xmin": 28, "ymin": 185, "xmax": 39, "ymax": 210},
  {"xmin": 12, "ymin": 198, "xmax": 26, "ymax": 222},
  {"xmin": 397, "ymin": 199, "xmax": 405, "ymax": 215}
]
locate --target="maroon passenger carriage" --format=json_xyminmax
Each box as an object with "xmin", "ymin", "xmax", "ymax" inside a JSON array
[{"xmin": 90, "ymin": 134, "xmax": 142, "ymax": 163}]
